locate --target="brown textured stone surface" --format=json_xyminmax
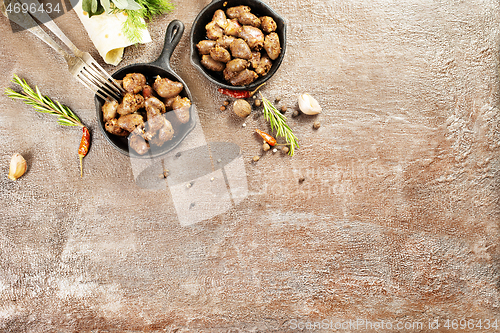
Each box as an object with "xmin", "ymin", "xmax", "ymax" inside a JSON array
[{"xmin": 1, "ymin": 0, "xmax": 500, "ymax": 332}]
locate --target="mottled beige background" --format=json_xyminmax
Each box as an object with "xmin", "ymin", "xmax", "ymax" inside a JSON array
[{"xmin": 1, "ymin": 0, "xmax": 500, "ymax": 332}]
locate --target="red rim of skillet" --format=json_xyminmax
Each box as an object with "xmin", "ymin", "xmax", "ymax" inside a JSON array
[
  {"xmin": 95, "ymin": 20, "xmax": 196, "ymax": 159},
  {"xmin": 190, "ymin": 0, "xmax": 287, "ymax": 90}
]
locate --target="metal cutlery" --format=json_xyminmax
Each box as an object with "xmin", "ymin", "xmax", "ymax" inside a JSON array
[{"xmin": 1, "ymin": 0, "xmax": 125, "ymax": 101}]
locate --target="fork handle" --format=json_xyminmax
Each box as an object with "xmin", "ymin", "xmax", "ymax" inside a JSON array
[
  {"xmin": 21, "ymin": 0, "xmax": 82, "ymax": 56},
  {"xmin": 27, "ymin": 25, "xmax": 72, "ymax": 59},
  {"xmin": 2, "ymin": 0, "xmax": 71, "ymax": 59}
]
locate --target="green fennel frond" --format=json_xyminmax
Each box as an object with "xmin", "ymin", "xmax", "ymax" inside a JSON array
[{"xmin": 123, "ymin": 0, "xmax": 174, "ymax": 43}]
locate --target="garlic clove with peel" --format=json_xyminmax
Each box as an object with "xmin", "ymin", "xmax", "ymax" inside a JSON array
[
  {"xmin": 298, "ymin": 93, "xmax": 322, "ymax": 115},
  {"xmin": 8, "ymin": 153, "xmax": 27, "ymax": 180}
]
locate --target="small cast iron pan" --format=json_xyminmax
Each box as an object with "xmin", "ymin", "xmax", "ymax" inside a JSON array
[
  {"xmin": 190, "ymin": 0, "xmax": 287, "ymax": 90},
  {"xmin": 95, "ymin": 20, "xmax": 196, "ymax": 159}
]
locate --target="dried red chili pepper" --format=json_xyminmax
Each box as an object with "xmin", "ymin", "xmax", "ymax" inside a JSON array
[
  {"xmin": 255, "ymin": 129, "xmax": 276, "ymax": 146},
  {"xmin": 218, "ymin": 88, "xmax": 249, "ymax": 98},
  {"xmin": 218, "ymin": 82, "xmax": 266, "ymax": 98},
  {"xmin": 78, "ymin": 126, "xmax": 90, "ymax": 177}
]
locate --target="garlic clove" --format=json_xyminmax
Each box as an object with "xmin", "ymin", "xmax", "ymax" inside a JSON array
[
  {"xmin": 298, "ymin": 93, "xmax": 322, "ymax": 115},
  {"xmin": 8, "ymin": 153, "xmax": 27, "ymax": 181}
]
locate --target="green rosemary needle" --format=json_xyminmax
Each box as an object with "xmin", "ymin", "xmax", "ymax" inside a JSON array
[
  {"xmin": 5, "ymin": 74, "xmax": 84, "ymax": 127},
  {"xmin": 260, "ymin": 92, "xmax": 299, "ymax": 156}
]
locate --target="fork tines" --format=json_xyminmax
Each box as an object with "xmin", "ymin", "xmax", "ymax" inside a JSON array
[{"xmin": 76, "ymin": 59, "xmax": 126, "ymax": 102}]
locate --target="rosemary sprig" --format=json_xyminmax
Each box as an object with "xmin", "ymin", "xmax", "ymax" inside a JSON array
[
  {"xmin": 5, "ymin": 75, "xmax": 84, "ymax": 128},
  {"xmin": 260, "ymin": 93, "xmax": 299, "ymax": 156}
]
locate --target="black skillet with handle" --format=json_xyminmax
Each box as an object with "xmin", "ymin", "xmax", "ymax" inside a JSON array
[
  {"xmin": 190, "ymin": 0, "xmax": 287, "ymax": 91},
  {"xmin": 95, "ymin": 20, "xmax": 196, "ymax": 158}
]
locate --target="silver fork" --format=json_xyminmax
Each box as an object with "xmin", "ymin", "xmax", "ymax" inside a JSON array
[{"xmin": 1, "ymin": 0, "xmax": 125, "ymax": 101}]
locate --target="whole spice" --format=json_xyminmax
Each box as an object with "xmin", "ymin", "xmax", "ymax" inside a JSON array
[
  {"xmin": 252, "ymin": 155, "xmax": 260, "ymax": 162},
  {"xmin": 260, "ymin": 93, "xmax": 299, "ymax": 156},
  {"xmin": 218, "ymin": 82, "xmax": 266, "ymax": 99},
  {"xmin": 298, "ymin": 93, "xmax": 322, "ymax": 115},
  {"xmin": 78, "ymin": 127, "xmax": 91, "ymax": 177},
  {"xmin": 313, "ymin": 121, "xmax": 321, "ymax": 129},
  {"xmin": 255, "ymin": 129, "xmax": 277, "ymax": 146},
  {"xmin": 220, "ymin": 105, "xmax": 226, "ymax": 111},
  {"xmin": 282, "ymin": 146, "xmax": 289, "ymax": 154},
  {"xmin": 219, "ymin": 89, "xmax": 251, "ymax": 99},
  {"xmin": 262, "ymin": 143, "xmax": 271, "ymax": 151},
  {"xmin": 8, "ymin": 153, "xmax": 27, "ymax": 181},
  {"xmin": 280, "ymin": 106, "xmax": 287, "ymax": 114},
  {"xmin": 233, "ymin": 99, "xmax": 252, "ymax": 118},
  {"xmin": 5, "ymin": 75, "xmax": 90, "ymax": 177},
  {"xmin": 254, "ymin": 99, "xmax": 262, "ymax": 107}
]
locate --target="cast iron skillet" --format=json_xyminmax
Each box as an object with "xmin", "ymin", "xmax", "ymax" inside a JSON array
[
  {"xmin": 95, "ymin": 20, "xmax": 196, "ymax": 159},
  {"xmin": 190, "ymin": 0, "xmax": 287, "ymax": 90}
]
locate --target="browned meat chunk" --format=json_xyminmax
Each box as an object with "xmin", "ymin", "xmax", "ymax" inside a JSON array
[
  {"xmin": 260, "ymin": 16, "xmax": 277, "ymax": 33},
  {"xmin": 146, "ymin": 114, "xmax": 167, "ymax": 136},
  {"xmin": 150, "ymin": 118, "xmax": 174, "ymax": 146},
  {"xmin": 254, "ymin": 54, "xmax": 273, "ymax": 76},
  {"xmin": 229, "ymin": 38, "xmax": 252, "ymax": 59},
  {"xmin": 142, "ymin": 85, "xmax": 154, "ymax": 99},
  {"xmin": 226, "ymin": 5, "xmax": 250, "ymax": 19},
  {"xmin": 224, "ymin": 19, "xmax": 241, "ymax": 36},
  {"xmin": 122, "ymin": 73, "xmax": 146, "ymax": 94},
  {"xmin": 206, "ymin": 21, "xmax": 224, "ymax": 40},
  {"xmin": 102, "ymin": 99, "xmax": 119, "ymax": 122},
  {"xmin": 117, "ymin": 93, "xmax": 145, "ymax": 116},
  {"xmin": 145, "ymin": 96, "xmax": 166, "ymax": 115},
  {"xmin": 212, "ymin": 9, "xmax": 227, "ymax": 28},
  {"xmin": 129, "ymin": 134, "xmax": 150, "ymax": 155},
  {"xmin": 264, "ymin": 32, "xmax": 281, "ymax": 60},
  {"xmin": 117, "ymin": 113, "xmax": 145, "ymax": 133},
  {"xmin": 210, "ymin": 45, "xmax": 231, "ymax": 63},
  {"xmin": 238, "ymin": 25, "xmax": 264, "ymax": 50},
  {"xmin": 171, "ymin": 96, "xmax": 191, "ymax": 124},
  {"xmin": 105, "ymin": 118, "xmax": 129, "ymax": 136},
  {"xmin": 157, "ymin": 120, "xmax": 174, "ymax": 143},
  {"xmin": 216, "ymin": 35, "xmax": 235, "ymax": 49},
  {"xmin": 201, "ymin": 54, "xmax": 225, "ymax": 71},
  {"xmin": 153, "ymin": 76, "xmax": 183, "ymax": 98},
  {"xmin": 223, "ymin": 67, "xmax": 238, "ymax": 81},
  {"xmin": 145, "ymin": 97, "xmax": 167, "ymax": 134},
  {"xmin": 196, "ymin": 40, "xmax": 216, "ymax": 55},
  {"xmin": 164, "ymin": 96, "xmax": 176, "ymax": 111},
  {"xmin": 249, "ymin": 51, "xmax": 261, "ymax": 69},
  {"xmin": 238, "ymin": 12, "xmax": 261, "ymax": 27},
  {"xmin": 229, "ymin": 69, "xmax": 258, "ymax": 86},
  {"xmin": 226, "ymin": 58, "xmax": 249, "ymax": 72}
]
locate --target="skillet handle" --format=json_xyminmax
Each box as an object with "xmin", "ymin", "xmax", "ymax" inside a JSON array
[{"xmin": 151, "ymin": 20, "xmax": 185, "ymax": 69}]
